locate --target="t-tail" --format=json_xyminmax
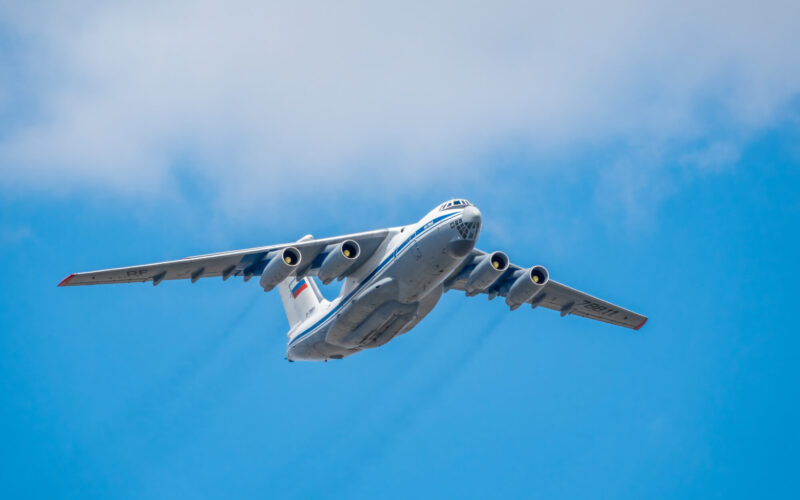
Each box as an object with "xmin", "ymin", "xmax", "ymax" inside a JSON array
[{"xmin": 277, "ymin": 276, "xmax": 325, "ymax": 327}]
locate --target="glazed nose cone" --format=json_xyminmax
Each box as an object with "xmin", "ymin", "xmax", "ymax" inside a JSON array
[
  {"xmin": 461, "ymin": 205, "xmax": 481, "ymax": 225},
  {"xmin": 445, "ymin": 205, "xmax": 482, "ymax": 258}
]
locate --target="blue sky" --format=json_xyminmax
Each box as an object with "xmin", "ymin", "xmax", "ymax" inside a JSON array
[{"xmin": 2, "ymin": 2, "xmax": 799, "ymax": 498}]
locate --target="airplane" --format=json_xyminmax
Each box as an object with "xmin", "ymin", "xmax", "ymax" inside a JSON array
[{"xmin": 59, "ymin": 199, "xmax": 647, "ymax": 361}]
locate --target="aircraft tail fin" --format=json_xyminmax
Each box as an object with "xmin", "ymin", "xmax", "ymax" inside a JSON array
[{"xmin": 277, "ymin": 276, "xmax": 325, "ymax": 328}]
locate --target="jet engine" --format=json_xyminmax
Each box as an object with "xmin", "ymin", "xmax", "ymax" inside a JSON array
[
  {"xmin": 505, "ymin": 265, "xmax": 549, "ymax": 310},
  {"xmin": 464, "ymin": 251, "xmax": 509, "ymax": 295},
  {"xmin": 260, "ymin": 247, "xmax": 301, "ymax": 291},
  {"xmin": 318, "ymin": 240, "xmax": 361, "ymax": 284}
]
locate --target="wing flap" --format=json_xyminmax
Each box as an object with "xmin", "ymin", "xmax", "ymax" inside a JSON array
[
  {"xmin": 446, "ymin": 249, "xmax": 647, "ymax": 330},
  {"xmin": 535, "ymin": 280, "xmax": 647, "ymax": 330},
  {"xmin": 59, "ymin": 229, "xmax": 390, "ymax": 287}
]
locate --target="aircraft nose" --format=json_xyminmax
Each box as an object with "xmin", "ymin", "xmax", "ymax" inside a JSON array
[{"xmin": 461, "ymin": 205, "xmax": 481, "ymax": 225}]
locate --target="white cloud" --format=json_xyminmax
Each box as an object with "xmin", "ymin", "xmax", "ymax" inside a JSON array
[{"xmin": 0, "ymin": 0, "xmax": 798, "ymax": 215}]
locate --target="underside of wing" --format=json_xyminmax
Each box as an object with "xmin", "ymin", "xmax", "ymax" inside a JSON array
[
  {"xmin": 445, "ymin": 249, "xmax": 647, "ymax": 330},
  {"xmin": 59, "ymin": 229, "xmax": 391, "ymax": 287},
  {"xmin": 530, "ymin": 280, "xmax": 647, "ymax": 329}
]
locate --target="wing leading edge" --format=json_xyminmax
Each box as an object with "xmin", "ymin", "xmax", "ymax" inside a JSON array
[
  {"xmin": 445, "ymin": 249, "xmax": 647, "ymax": 330},
  {"xmin": 58, "ymin": 229, "xmax": 390, "ymax": 287}
]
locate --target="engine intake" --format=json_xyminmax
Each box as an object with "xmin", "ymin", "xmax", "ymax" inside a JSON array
[
  {"xmin": 260, "ymin": 247, "xmax": 301, "ymax": 291},
  {"xmin": 465, "ymin": 251, "xmax": 509, "ymax": 295},
  {"xmin": 318, "ymin": 240, "xmax": 361, "ymax": 284},
  {"xmin": 505, "ymin": 265, "xmax": 549, "ymax": 310}
]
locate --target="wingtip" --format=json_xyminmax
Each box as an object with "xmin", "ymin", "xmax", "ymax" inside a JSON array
[
  {"xmin": 634, "ymin": 317, "xmax": 648, "ymax": 331},
  {"xmin": 58, "ymin": 274, "xmax": 76, "ymax": 287}
]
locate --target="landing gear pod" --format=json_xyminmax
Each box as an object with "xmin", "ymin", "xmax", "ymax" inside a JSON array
[
  {"xmin": 465, "ymin": 251, "xmax": 509, "ymax": 295},
  {"xmin": 505, "ymin": 265, "xmax": 549, "ymax": 310},
  {"xmin": 260, "ymin": 247, "xmax": 301, "ymax": 291},
  {"xmin": 318, "ymin": 240, "xmax": 361, "ymax": 284}
]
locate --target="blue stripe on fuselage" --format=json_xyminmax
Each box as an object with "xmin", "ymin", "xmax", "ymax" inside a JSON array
[{"xmin": 288, "ymin": 212, "xmax": 459, "ymax": 348}]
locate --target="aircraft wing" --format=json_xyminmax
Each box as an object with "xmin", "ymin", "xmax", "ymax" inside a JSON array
[
  {"xmin": 58, "ymin": 229, "xmax": 390, "ymax": 287},
  {"xmin": 445, "ymin": 249, "xmax": 647, "ymax": 330}
]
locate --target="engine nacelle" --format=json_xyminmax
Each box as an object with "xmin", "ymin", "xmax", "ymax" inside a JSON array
[
  {"xmin": 465, "ymin": 251, "xmax": 509, "ymax": 295},
  {"xmin": 260, "ymin": 247, "xmax": 301, "ymax": 292},
  {"xmin": 318, "ymin": 240, "xmax": 361, "ymax": 284},
  {"xmin": 505, "ymin": 265, "xmax": 549, "ymax": 310}
]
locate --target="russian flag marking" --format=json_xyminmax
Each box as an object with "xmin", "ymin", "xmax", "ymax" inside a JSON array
[{"xmin": 292, "ymin": 280, "xmax": 308, "ymax": 298}]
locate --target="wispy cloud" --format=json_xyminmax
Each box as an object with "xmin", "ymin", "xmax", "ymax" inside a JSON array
[
  {"xmin": 0, "ymin": 0, "xmax": 798, "ymax": 216},
  {"xmin": 0, "ymin": 224, "xmax": 34, "ymax": 246}
]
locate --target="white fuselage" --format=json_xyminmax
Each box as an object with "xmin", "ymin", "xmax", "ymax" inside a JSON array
[{"xmin": 286, "ymin": 204, "xmax": 481, "ymax": 361}]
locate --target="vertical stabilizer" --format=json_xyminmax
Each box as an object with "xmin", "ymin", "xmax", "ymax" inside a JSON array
[{"xmin": 277, "ymin": 276, "xmax": 324, "ymax": 327}]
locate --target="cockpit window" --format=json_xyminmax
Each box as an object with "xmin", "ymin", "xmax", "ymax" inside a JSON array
[{"xmin": 439, "ymin": 199, "xmax": 472, "ymax": 211}]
